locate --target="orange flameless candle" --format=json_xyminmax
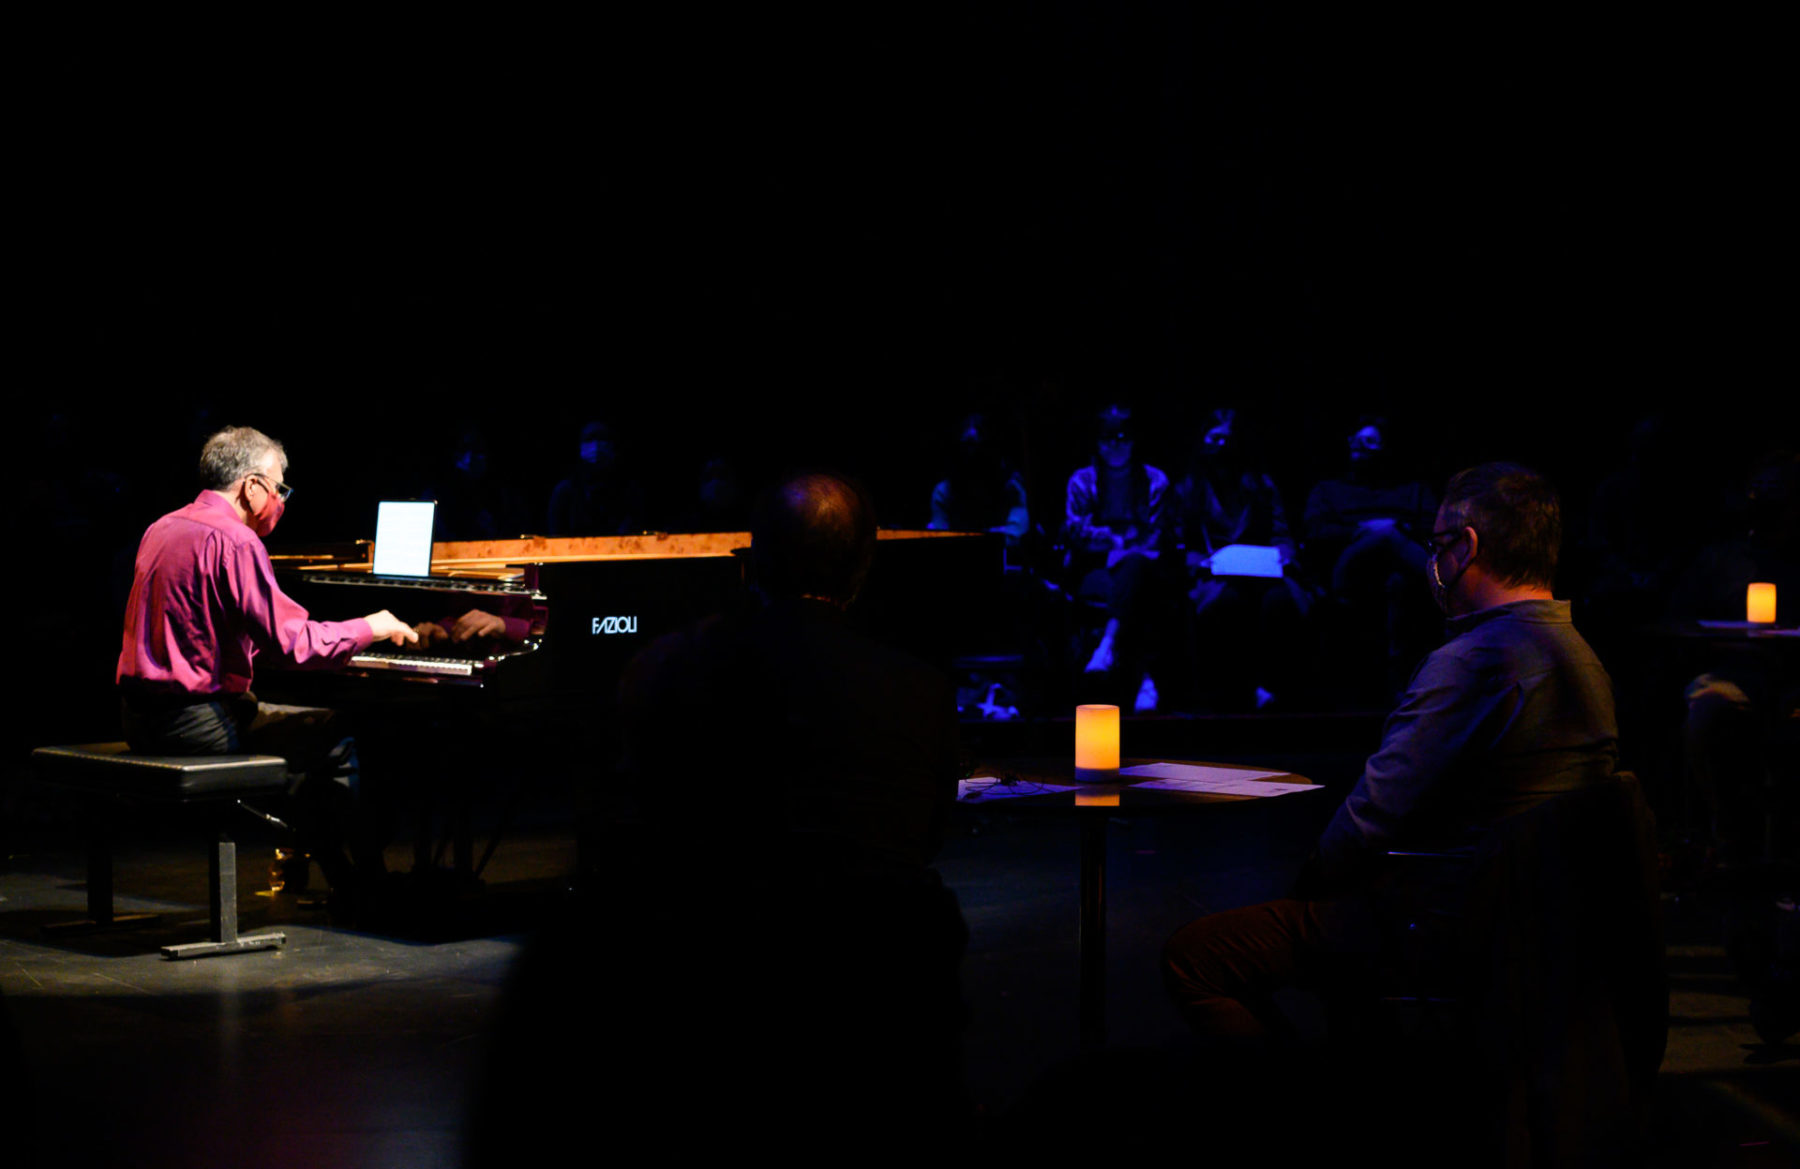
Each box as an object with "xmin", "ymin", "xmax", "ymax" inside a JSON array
[
  {"xmin": 1075, "ymin": 704, "xmax": 1120, "ymax": 783},
  {"xmin": 1747, "ymin": 582, "xmax": 1777, "ymax": 624}
]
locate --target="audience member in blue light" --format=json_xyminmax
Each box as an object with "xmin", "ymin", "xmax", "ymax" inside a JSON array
[
  {"xmin": 680, "ymin": 455, "xmax": 750, "ymax": 532},
  {"xmin": 1580, "ymin": 414, "xmax": 1694, "ymax": 632},
  {"xmin": 422, "ymin": 426, "xmax": 530, "ymax": 541},
  {"xmin": 1303, "ymin": 415, "xmax": 1439, "ymax": 699},
  {"xmin": 927, "ymin": 412, "xmax": 1029, "ymax": 547},
  {"xmin": 545, "ymin": 419, "xmax": 647, "ymax": 537},
  {"xmin": 1174, "ymin": 409, "xmax": 1310, "ymax": 710},
  {"xmin": 1064, "ymin": 403, "xmax": 1168, "ymax": 712}
]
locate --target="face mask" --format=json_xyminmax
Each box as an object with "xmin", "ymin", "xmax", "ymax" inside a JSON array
[
  {"xmin": 1428, "ymin": 540, "xmax": 1467, "ymax": 614},
  {"xmin": 1348, "ymin": 426, "xmax": 1384, "ymax": 463},
  {"xmin": 1203, "ymin": 429, "xmax": 1240, "ymax": 472},
  {"xmin": 580, "ymin": 440, "xmax": 616, "ymax": 470},
  {"xmin": 1098, "ymin": 437, "xmax": 1133, "ymax": 469},
  {"xmin": 251, "ymin": 490, "xmax": 285, "ymax": 538},
  {"xmin": 245, "ymin": 477, "xmax": 286, "ymax": 538}
]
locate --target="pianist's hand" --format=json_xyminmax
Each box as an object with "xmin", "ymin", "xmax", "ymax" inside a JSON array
[
  {"xmin": 365, "ymin": 610, "xmax": 420, "ymax": 647},
  {"xmin": 449, "ymin": 610, "xmax": 508, "ymax": 643},
  {"xmin": 413, "ymin": 621, "xmax": 451, "ymax": 649}
]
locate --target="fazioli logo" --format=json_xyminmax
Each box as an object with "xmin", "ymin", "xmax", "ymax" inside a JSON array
[{"xmin": 592, "ymin": 616, "xmax": 640, "ymax": 635}]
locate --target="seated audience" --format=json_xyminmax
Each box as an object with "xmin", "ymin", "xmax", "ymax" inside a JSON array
[
  {"xmin": 1670, "ymin": 450, "xmax": 1799, "ymax": 868},
  {"xmin": 1580, "ymin": 414, "xmax": 1693, "ymax": 634},
  {"xmin": 1173, "ymin": 409, "xmax": 1310, "ymax": 709},
  {"xmin": 1303, "ymin": 415, "xmax": 1439, "ymax": 700},
  {"xmin": 545, "ymin": 419, "xmax": 647, "ymax": 536},
  {"xmin": 680, "ymin": 455, "xmax": 750, "ymax": 531},
  {"xmin": 421, "ymin": 426, "xmax": 530, "ymax": 542},
  {"xmin": 1064, "ymin": 403, "xmax": 1169, "ymax": 712},
  {"xmin": 928, "ymin": 411, "xmax": 1029, "ymax": 547}
]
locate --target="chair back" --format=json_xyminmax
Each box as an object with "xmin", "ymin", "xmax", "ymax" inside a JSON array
[{"xmin": 1460, "ymin": 771, "xmax": 1668, "ymax": 1164}]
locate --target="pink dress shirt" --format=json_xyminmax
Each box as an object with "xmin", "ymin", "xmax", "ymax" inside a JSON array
[{"xmin": 117, "ymin": 491, "xmax": 374, "ymax": 698}]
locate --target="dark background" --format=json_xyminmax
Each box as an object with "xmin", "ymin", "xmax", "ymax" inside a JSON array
[{"xmin": 17, "ymin": 7, "xmax": 1789, "ymax": 738}]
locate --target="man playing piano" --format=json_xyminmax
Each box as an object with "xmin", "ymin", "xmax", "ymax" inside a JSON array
[{"xmin": 116, "ymin": 425, "xmax": 417, "ymax": 894}]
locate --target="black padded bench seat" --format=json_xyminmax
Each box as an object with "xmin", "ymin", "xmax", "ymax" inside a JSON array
[
  {"xmin": 32, "ymin": 742, "xmax": 290, "ymax": 798},
  {"xmin": 32, "ymin": 742, "xmax": 291, "ymax": 959}
]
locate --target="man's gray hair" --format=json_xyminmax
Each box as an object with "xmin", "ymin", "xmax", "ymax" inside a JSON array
[{"xmin": 198, "ymin": 427, "xmax": 287, "ymax": 491}]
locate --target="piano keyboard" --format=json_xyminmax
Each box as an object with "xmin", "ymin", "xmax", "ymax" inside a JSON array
[{"xmin": 349, "ymin": 652, "xmax": 482, "ymax": 678}]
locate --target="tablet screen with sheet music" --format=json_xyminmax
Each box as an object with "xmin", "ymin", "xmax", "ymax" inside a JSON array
[{"xmin": 372, "ymin": 501, "xmax": 437, "ymax": 578}]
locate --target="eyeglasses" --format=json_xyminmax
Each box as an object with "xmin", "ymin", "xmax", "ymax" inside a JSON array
[
  {"xmin": 1423, "ymin": 528, "xmax": 1465, "ymax": 557},
  {"xmin": 252, "ymin": 473, "xmax": 293, "ymax": 503}
]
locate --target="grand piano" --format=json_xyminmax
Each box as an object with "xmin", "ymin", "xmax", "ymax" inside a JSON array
[
  {"xmin": 272, "ymin": 528, "xmax": 1002, "ymax": 703},
  {"xmin": 260, "ymin": 528, "xmax": 1002, "ymax": 886}
]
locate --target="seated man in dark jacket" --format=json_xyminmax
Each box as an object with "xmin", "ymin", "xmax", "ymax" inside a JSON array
[
  {"xmin": 1166, "ymin": 463, "xmax": 1618, "ymax": 1027},
  {"xmin": 1163, "ymin": 463, "xmax": 1648, "ymax": 1157}
]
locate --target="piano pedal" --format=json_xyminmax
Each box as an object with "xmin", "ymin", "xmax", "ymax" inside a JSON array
[{"xmin": 268, "ymin": 847, "xmax": 312, "ymax": 895}]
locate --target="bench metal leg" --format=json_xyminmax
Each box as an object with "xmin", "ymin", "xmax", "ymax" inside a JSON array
[
  {"xmin": 43, "ymin": 804, "xmax": 160, "ymax": 938},
  {"xmin": 159, "ymin": 838, "xmax": 285, "ymax": 960}
]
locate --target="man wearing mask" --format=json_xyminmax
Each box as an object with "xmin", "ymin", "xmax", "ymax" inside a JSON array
[
  {"xmin": 1163, "ymin": 462, "xmax": 1619, "ymax": 1036},
  {"xmin": 116, "ymin": 426, "xmax": 416, "ymax": 891},
  {"xmin": 546, "ymin": 419, "xmax": 646, "ymax": 536}
]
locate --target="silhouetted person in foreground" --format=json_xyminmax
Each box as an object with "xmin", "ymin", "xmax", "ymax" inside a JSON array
[{"xmin": 470, "ymin": 472, "xmax": 968, "ymax": 1161}]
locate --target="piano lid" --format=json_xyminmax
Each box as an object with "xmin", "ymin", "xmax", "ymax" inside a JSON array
[{"xmin": 287, "ymin": 530, "xmax": 970, "ymax": 578}]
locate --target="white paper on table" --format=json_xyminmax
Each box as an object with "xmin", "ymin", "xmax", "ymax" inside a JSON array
[
  {"xmin": 958, "ymin": 777, "xmax": 1063, "ymax": 801},
  {"xmin": 1207, "ymin": 543, "xmax": 1283, "ymax": 579},
  {"xmin": 1118, "ymin": 761, "xmax": 1316, "ymax": 797},
  {"xmin": 1120, "ymin": 762, "xmax": 1286, "ymax": 782}
]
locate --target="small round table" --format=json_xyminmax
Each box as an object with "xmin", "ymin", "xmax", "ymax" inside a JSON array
[{"xmin": 958, "ymin": 757, "xmax": 1321, "ymax": 1053}]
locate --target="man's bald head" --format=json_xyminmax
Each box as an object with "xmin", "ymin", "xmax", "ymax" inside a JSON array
[{"xmin": 751, "ymin": 472, "xmax": 877, "ymax": 607}]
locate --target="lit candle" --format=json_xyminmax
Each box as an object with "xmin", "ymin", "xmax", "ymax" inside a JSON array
[
  {"xmin": 1747, "ymin": 582, "xmax": 1777, "ymax": 624},
  {"xmin": 1075, "ymin": 704, "xmax": 1120, "ymax": 784}
]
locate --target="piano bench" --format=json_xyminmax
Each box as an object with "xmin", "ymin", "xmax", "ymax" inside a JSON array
[{"xmin": 31, "ymin": 743, "xmax": 292, "ymax": 960}]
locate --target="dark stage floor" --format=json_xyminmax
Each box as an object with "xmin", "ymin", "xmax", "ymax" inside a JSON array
[{"xmin": 3, "ymin": 721, "xmax": 1797, "ymax": 1166}]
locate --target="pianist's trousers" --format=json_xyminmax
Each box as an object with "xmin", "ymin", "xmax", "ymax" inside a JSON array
[
  {"xmin": 121, "ymin": 693, "xmax": 367, "ymax": 889},
  {"xmin": 1162, "ymin": 895, "xmax": 1383, "ymax": 1045}
]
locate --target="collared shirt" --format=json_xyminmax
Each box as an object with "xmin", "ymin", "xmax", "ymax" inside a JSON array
[
  {"xmin": 1316, "ymin": 598, "xmax": 1619, "ymax": 882},
  {"xmin": 117, "ymin": 491, "xmax": 374, "ymax": 698},
  {"xmin": 1064, "ymin": 463, "xmax": 1169, "ymax": 553}
]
